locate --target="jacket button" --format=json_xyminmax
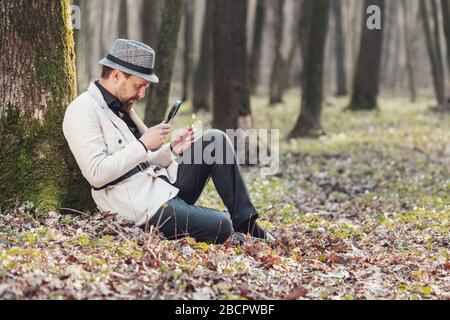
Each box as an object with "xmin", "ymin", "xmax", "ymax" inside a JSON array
[{"xmin": 118, "ymin": 139, "xmax": 122, "ymax": 144}]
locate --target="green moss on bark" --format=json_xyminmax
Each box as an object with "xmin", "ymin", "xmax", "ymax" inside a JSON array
[{"xmin": 0, "ymin": 0, "xmax": 95, "ymax": 213}]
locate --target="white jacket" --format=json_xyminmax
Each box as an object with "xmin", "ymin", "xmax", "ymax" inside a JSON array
[{"xmin": 63, "ymin": 82, "xmax": 179, "ymax": 226}]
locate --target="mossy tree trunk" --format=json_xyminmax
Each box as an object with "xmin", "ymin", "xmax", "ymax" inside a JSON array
[
  {"xmin": 348, "ymin": 0, "xmax": 385, "ymax": 111},
  {"xmin": 288, "ymin": 0, "xmax": 331, "ymax": 139},
  {"xmin": 144, "ymin": 0, "xmax": 184, "ymax": 127},
  {"xmin": 193, "ymin": 0, "xmax": 213, "ymax": 112},
  {"xmin": 0, "ymin": 0, "xmax": 94, "ymax": 212}
]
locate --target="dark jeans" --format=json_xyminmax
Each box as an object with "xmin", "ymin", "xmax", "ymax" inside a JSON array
[{"xmin": 146, "ymin": 129, "xmax": 259, "ymax": 244}]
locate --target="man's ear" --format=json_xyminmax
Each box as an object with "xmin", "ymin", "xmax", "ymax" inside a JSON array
[{"xmin": 111, "ymin": 69, "xmax": 122, "ymax": 83}]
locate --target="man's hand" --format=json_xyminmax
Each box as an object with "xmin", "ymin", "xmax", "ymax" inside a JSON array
[
  {"xmin": 139, "ymin": 122, "xmax": 171, "ymax": 151},
  {"xmin": 171, "ymin": 127, "xmax": 196, "ymax": 155}
]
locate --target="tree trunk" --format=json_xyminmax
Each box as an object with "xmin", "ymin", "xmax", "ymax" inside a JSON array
[
  {"xmin": 279, "ymin": 0, "xmax": 302, "ymax": 95},
  {"xmin": 73, "ymin": 0, "xmax": 90, "ymax": 93},
  {"xmin": 212, "ymin": 0, "xmax": 250, "ymax": 131},
  {"xmin": 182, "ymin": 0, "xmax": 194, "ymax": 102},
  {"xmin": 420, "ymin": 0, "xmax": 445, "ymax": 104},
  {"xmin": 249, "ymin": 0, "xmax": 266, "ymax": 94},
  {"xmin": 333, "ymin": 0, "xmax": 348, "ymax": 96},
  {"xmin": 141, "ymin": 0, "xmax": 159, "ymax": 47},
  {"xmin": 118, "ymin": 0, "xmax": 128, "ymax": 39},
  {"xmin": 401, "ymin": 0, "xmax": 417, "ymax": 102},
  {"xmin": 348, "ymin": 0, "xmax": 385, "ymax": 111},
  {"xmin": 193, "ymin": 0, "xmax": 213, "ymax": 112},
  {"xmin": 288, "ymin": 0, "xmax": 331, "ymax": 138},
  {"xmin": 144, "ymin": 0, "xmax": 184, "ymax": 127},
  {"xmin": 442, "ymin": 0, "xmax": 450, "ymax": 77},
  {"xmin": 0, "ymin": 0, "xmax": 94, "ymax": 212},
  {"xmin": 269, "ymin": 0, "xmax": 286, "ymax": 105},
  {"xmin": 431, "ymin": 0, "xmax": 446, "ymax": 92}
]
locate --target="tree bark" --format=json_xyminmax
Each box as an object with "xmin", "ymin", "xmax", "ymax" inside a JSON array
[
  {"xmin": 288, "ymin": 0, "xmax": 331, "ymax": 138},
  {"xmin": 333, "ymin": 0, "xmax": 348, "ymax": 96},
  {"xmin": 144, "ymin": 0, "xmax": 184, "ymax": 127},
  {"xmin": 0, "ymin": 0, "xmax": 94, "ymax": 212},
  {"xmin": 212, "ymin": 0, "xmax": 250, "ymax": 131},
  {"xmin": 442, "ymin": 0, "xmax": 450, "ymax": 77},
  {"xmin": 279, "ymin": 0, "xmax": 302, "ymax": 95},
  {"xmin": 249, "ymin": 0, "xmax": 266, "ymax": 94},
  {"xmin": 348, "ymin": 0, "xmax": 385, "ymax": 111},
  {"xmin": 118, "ymin": 0, "xmax": 128, "ymax": 39},
  {"xmin": 182, "ymin": 0, "xmax": 194, "ymax": 102},
  {"xmin": 141, "ymin": 0, "xmax": 159, "ymax": 48},
  {"xmin": 193, "ymin": 0, "xmax": 213, "ymax": 112},
  {"xmin": 420, "ymin": 0, "xmax": 445, "ymax": 104},
  {"xmin": 401, "ymin": 0, "xmax": 417, "ymax": 102},
  {"xmin": 431, "ymin": 0, "xmax": 446, "ymax": 92},
  {"xmin": 269, "ymin": 0, "xmax": 286, "ymax": 105}
]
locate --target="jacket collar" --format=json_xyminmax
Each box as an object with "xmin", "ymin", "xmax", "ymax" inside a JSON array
[{"xmin": 87, "ymin": 82, "xmax": 133, "ymax": 142}]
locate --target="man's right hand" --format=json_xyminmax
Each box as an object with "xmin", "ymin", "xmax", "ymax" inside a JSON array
[{"xmin": 139, "ymin": 121, "xmax": 171, "ymax": 151}]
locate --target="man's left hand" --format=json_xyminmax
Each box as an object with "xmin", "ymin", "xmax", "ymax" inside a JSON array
[{"xmin": 171, "ymin": 127, "xmax": 196, "ymax": 155}]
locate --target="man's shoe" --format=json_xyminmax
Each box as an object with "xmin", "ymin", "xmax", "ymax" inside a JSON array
[{"xmin": 235, "ymin": 219, "xmax": 276, "ymax": 243}]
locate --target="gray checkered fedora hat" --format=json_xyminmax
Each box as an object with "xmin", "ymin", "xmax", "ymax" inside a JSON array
[{"xmin": 99, "ymin": 39, "xmax": 159, "ymax": 83}]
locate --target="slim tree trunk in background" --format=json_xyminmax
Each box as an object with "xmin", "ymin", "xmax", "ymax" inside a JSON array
[
  {"xmin": 249, "ymin": 0, "xmax": 266, "ymax": 94},
  {"xmin": 442, "ymin": 0, "xmax": 450, "ymax": 77},
  {"xmin": 401, "ymin": 0, "xmax": 417, "ymax": 102},
  {"xmin": 118, "ymin": 0, "xmax": 128, "ymax": 39},
  {"xmin": 348, "ymin": 0, "xmax": 385, "ymax": 111},
  {"xmin": 431, "ymin": 0, "xmax": 446, "ymax": 90},
  {"xmin": 420, "ymin": 0, "xmax": 445, "ymax": 104},
  {"xmin": 280, "ymin": 0, "xmax": 302, "ymax": 95},
  {"xmin": 0, "ymin": 0, "xmax": 94, "ymax": 212},
  {"xmin": 333, "ymin": 0, "xmax": 348, "ymax": 96},
  {"xmin": 212, "ymin": 0, "xmax": 250, "ymax": 131},
  {"xmin": 289, "ymin": 0, "xmax": 331, "ymax": 138},
  {"xmin": 269, "ymin": 0, "xmax": 286, "ymax": 105},
  {"xmin": 182, "ymin": 0, "xmax": 194, "ymax": 102},
  {"xmin": 144, "ymin": 0, "xmax": 184, "ymax": 127},
  {"xmin": 73, "ymin": 0, "xmax": 90, "ymax": 92},
  {"xmin": 142, "ymin": 0, "xmax": 159, "ymax": 48},
  {"xmin": 193, "ymin": 0, "xmax": 213, "ymax": 112}
]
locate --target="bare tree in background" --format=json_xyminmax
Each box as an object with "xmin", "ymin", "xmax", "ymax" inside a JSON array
[
  {"xmin": 420, "ymin": 0, "xmax": 445, "ymax": 105},
  {"xmin": 249, "ymin": 0, "xmax": 266, "ymax": 94},
  {"xmin": 212, "ymin": 0, "xmax": 250, "ymax": 131},
  {"xmin": 182, "ymin": 0, "xmax": 194, "ymax": 102},
  {"xmin": 269, "ymin": 0, "xmax": 286, "ymax": 105},
  {"xmin": 289, "ymin": 0, "xmax": 331, "ymax": 138},
  {"xmin": 118, "ymin": 0, "xmax": 128, "ymax": 39},
  {"xmin": 401, "ymin": 0, "xmax": 417, "ymax": 102},
  {"xmin": 142, "ymin": 0, "xmax": 159, "ymax": 48},
  {"xmin": 333, "ymin": 0, "xmax": 348, "ymax": 96},
  {"xmin": 144, "ymin": 0, "xmax": 184, "ymax": 127},
  {"xmin": 348, "ymin": 0, "xmax": 385, "ymax": 111},
  {"xmin": 193, "ymin": 0, "xmax": 213, "ymax": 112},
  {"xmin": 442, "ymin": 0, "xmax": 450, "ymax": 77},
  {"xmin": 0, "ymin": 0, "xmax": 94, "ymax": 211}
]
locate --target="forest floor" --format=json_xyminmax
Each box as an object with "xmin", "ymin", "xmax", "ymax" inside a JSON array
[{"xmin": 0, "ymin": 92, "xmax": 449, "ymax": 299}]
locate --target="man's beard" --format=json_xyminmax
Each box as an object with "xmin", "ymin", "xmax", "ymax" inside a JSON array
[{"xmin": 122, "ymin": 96, "xmax": 140, "ymax": 109}]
